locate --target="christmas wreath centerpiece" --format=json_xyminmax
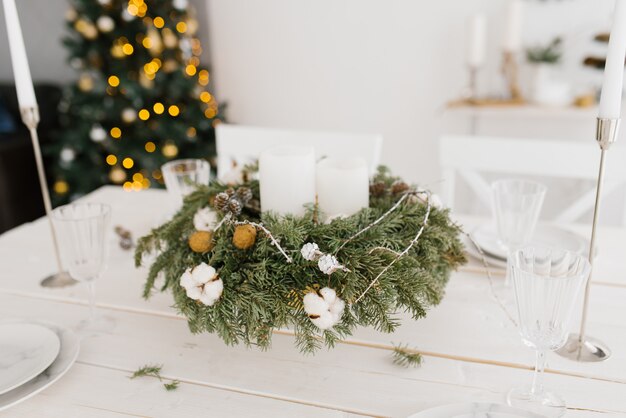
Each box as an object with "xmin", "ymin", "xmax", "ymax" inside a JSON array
[{"xmin": 135, "ymin": 163, "xmax": 466, "ymax": 353}]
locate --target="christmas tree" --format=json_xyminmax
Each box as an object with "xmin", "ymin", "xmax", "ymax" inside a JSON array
[{"xmin": 49, "ymin": 0, "xmax": 221, "ymax": 203}]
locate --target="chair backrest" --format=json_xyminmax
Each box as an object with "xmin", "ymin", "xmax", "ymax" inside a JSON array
[
  {"xmin": 215, "ymin": 124, "xmax": 383, "ymax": 177},
  {"xmin": 439, "ymin": 134, "xmax": 626, "ymax": 225}
]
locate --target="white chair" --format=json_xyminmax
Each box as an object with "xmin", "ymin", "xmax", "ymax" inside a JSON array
[
  {"xmin": 439, "ymin": 134, "xmax": 626, "ymax": 225},
  {"xmin": 215, "ymin": 124, "xmax": 383, "ymax": 177}
]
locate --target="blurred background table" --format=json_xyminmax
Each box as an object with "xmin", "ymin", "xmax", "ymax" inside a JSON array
[{"xmin": 0, "ymin": 186, "xmax": 624, "ymax": 417}]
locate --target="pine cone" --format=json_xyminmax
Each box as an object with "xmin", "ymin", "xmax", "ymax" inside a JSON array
[
  {"xmin": 236, "ymin": 187, "xmax": 253, "ymax": 204},
  {"xmin": 213, "ymin": 192, "xmax": 230, "ymax": 211},
  {"xmin": 228, "ymin": 199, "xmax": 242, "ymax": 216},
  {"xmin": 391, "ymin": 181, "xmax": 410, "ymax": 195},
  {"xmin": 225, "ymin": 188, "xmax": 236, "ymax": 198},
  {"xmin": 369, "ymin": 182, "xmax": 387, "ymax": 197}
]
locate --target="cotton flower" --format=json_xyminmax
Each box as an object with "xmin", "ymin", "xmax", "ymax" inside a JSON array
[
  {"xmin": 179, "ymin": 262, "xmax": 223, "ymax": 306},
  {"xmin": 193, "ymin": 207, "xmax": 217, "ymax": 232},
  {"xmin": 303, "ymin": 287, "xmax": 345, "ymax": 330},
  {"xmin": 300, "ymin": 242, "xmax": 321, "ymax": 261}
]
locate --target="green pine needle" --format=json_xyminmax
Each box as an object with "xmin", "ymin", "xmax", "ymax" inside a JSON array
[
  {"xmin": 392, "ymin": 344, "xmax": 423, "ymax": 368},
  {"xmin": 130, "ymin": 364, "xmax": 163, "ymax": 380},
  {"xmin": 130, "ymin": 364, "xmax": 180, "ymax": 391},
  {"xmin": 163, "ymin": 380, "xmax": 180, "ymax": 391}
]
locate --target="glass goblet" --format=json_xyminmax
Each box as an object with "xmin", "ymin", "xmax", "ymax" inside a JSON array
[
  {"xmin": 492, "ymin": 179, "xmax": 546, "ymax": 286},
  {"xmin": 508, "ymin": 246, "xmax": 590, "ymax": 417},
  {"xmin": 162, "ymin": 159, "xmax": 211, "ymax": 209},
  {"xmin": 53, "ymin": 202, "xmax": 112, "ymax": 335}
]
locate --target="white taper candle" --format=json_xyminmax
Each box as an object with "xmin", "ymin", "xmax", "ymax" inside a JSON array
[
  {"xmin": 467, "ymin": 14, "xmax": 487, "ymax": 68},
  {"xmin": 502, "ymin": 0, "xmax": 523, "ymax": 52},
  {"xmin": 599, "ymin": 0, "xmax": 626, "ymax": 119},
  {"xmin": 2, "ymin": 0, "xmax": 37, "ymax": 109}
]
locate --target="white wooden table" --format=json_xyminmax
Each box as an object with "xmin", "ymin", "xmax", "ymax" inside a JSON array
[{"xmin": 1, "ymin": 186, "xmax": 625, "ymax": 417}]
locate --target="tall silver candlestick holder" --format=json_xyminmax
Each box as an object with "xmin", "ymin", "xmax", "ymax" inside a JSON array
[
  {"xmin": 556, "ymin": 117, "xmax": 618, "ymax": 362},
  {"xmin": 20, "ymin": 105, "xmax": 76, "ymax": 288}
]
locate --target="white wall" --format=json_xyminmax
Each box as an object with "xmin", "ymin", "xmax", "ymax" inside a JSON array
[
  {"xmin": 206, "ymin": 0, "xmax": 615, "ymax": 188},
  {"xmin": 0, "ymin": 0, "xmax": 618, "ymax": 191}
]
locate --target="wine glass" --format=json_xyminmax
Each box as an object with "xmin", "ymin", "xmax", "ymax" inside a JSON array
[
  {"xmin": 508, "ymin": 246, "xmax": 590, "ymax": 417},
  {"xmin": 162, "ymin": 159, "xmax": 211, "ymax": 210},
  {"xmin": 53, "ymin": 202, "xmax": 112, "ymax": 335},
  {"xmin": 492, "ymin": 179, "xmax": 546, "ymax": 286}
]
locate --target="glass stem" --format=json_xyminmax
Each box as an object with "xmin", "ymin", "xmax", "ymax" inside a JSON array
[
  {"xmin": 505, "ymin": 248, "xmax": 512, "ymax": 287},
  {"xmin": 88, "ymin": 280, "xmax": 96, "ymax": 323},
  {"xmin": 530, "ymin": 349, "xmax": 547, "ymax": 396}
]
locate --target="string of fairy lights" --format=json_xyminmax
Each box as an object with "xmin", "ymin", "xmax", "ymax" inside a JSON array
[{"xmin": 54, "ymin": 0, "xmax": 219, "ymax": 196}]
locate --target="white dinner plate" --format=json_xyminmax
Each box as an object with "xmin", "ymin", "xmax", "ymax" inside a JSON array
[
  {"xmin": 462, "ymin": 233, "xmax": 508, "ymax": 269},
  {"xmin": 0, "ymin": 320, "xmax": 80, "ymax": 412},
  {"xmin": 407, "ymin": 402, "xmax": 546, "ymax": 417},
  {"xmin": 472, "ymin": 223, "xmax": 588, "ymax": 260},
  {"xmin": 0, "ymin": 323, "xmax": 60, "ymax": 396}
]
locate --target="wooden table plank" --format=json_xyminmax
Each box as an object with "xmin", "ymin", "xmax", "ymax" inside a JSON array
[
  {"xmin": 0, "ymin": 294, "xmax": 623, "ymax": 417},
  {"xmin": 4, "ymin": 363, "xmax": 354, "ymax": 418}
]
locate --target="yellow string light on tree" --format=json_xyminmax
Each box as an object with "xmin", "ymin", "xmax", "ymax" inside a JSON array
[
  {"xmin": 185, "ymin": 64, "xmax": 196, "ymax": 76},
  {"xmin": 122, "ymin": 157, "xmax": 134, "ymax": 169},
  {"xmin": 176, "ymin": 22, "xmax": 187, "ymax": 33},
  {"xmin": 106, "ymin": 154, "xmax": 118, "ymax": 165},
  {"xmin": 108, "ymin": 75, "xmax": 120, "ymax": 87},
  {"xmin": 153, "ymin": 16, "xmax": 165, "ymax": 28},
  {"xmin": 110, "ymin": 127, "xmax": 122, "ymax": 138},
  {"xmin": 53, "ymin": 180, "xmax": 69, "ymax": 195},
  {"xmin": 168, "ymin": 105, "xmax": 180, "ymax": 116},
  {"xmin": 122, "ymin": 43, "xmax": 134, "ymax": 55},
  {"xmin": 198, "ymin": 69, "xmax": 209, "ymax": 86},
  {"xmin": 162, "ymin": 141, "xmax": 179, "ymax": 158},
  {"xmin": 186, "ymin": 127, "xmax": 196, "ymax": 138},
  {"xmin": 123, "ymin": 181, "xmax": 133, "ymax": 192},
  {"xmin": 109, "ymin": 166, "xmax": 126, "ymax": 183},
  {"xmin": 200, "ymin": 92, "xmax": 211, "ymax": 103},
  {"xmin": 138, "ymin": 109, "xmax": 150, "ymax": 120},
  {"xmin": 145, "ymin": 141, "xmax": 156, "ymax": 152},
  {"xmin": 132, "ymin": 180, "xmax": 142, "ymax": 191},
  {"xmin": 153, "ymin": 102, "xmax": 164, "ymax": 114}
]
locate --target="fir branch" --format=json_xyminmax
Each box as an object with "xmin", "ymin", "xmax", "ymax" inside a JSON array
[
  {"xmin": 130, "ymin": 364, "xmax": 163, "ymax": 380},
  {"xmin": 163, "ymin": 380, "xmax": 180, "ymax": 391},
  {"xmin": 134, "ymin": 167, "xmax": 467, "ymax": 353},
  {"xmin": 392, "ymin": 344, "xmax": 423, "ymax": 368},
  {"xmin": 130, "ymin": 364, "xmax": 180, "ymax": 391}
]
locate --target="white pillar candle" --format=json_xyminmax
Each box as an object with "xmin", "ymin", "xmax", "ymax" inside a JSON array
[
  {"xmin": 259, "ymin": 146, "xmax": 316, "ymax": 216},
  {"xmin": 599, "ymin": 0, "xmax": 626, "ymax": 119},
  {"xmin": 2, "ymin": 0, "xmax": 37, "ymax": 109},
  {"xmin": 467, "ymin": 14, "xmax": 487, "ymax": 68},
  {"xmin": 316, "ymin": 157, "xmax": 369, "ymax": 219},
  {"xmin": 502, "ymin": 0, "xmax": 523, "ymax": 52}
]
